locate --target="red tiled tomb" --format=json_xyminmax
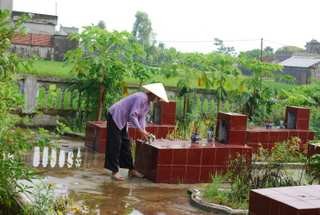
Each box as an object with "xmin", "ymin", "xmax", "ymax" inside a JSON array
[
  {"xmin": 249, "ymin": 185, "xmax": 320, "ymax": 215},
  {"xmin": 134, "ymin": 139, "xmax": 252, "ymax": 183}
]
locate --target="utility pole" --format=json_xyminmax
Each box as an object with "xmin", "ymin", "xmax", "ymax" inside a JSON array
[{"xmin": 260, "ymin": 37, "xmax": 263, "ymax": 62}]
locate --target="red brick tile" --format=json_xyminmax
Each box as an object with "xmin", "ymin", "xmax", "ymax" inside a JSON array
[
  {"xmin": 259, "ymin": 131, "xmax": 270, "ymax": 143},
  {"xmin": 297, "ymin": 119, "xmax": 309, "ymax": 130},
  {"xmin": 172, "ymin": 149, "xmax": 187, "ymax": 165},
  {"xmin": 159, "ymin": 101, "xmax": 176, "ymax": 125},
  {"xmin": 247, "ymin": 132, "xmax": 260, "ymax": 143},
  {"xmin": 299, "ymin": 131, "xmax": 310, "ymax": 142},
  {"xmin": 157, "ymin": 149, "xmax": 173, "ymax": 165},
  {"xmin": 170, "ymin": 165, "xmax": 186, "ymax": 183},
  {"xmin": 278, "ymin": 131, "xmax": 289, "ymax": 142},
  {"xmin": 230, "ymin": 115, "xmax": 247, "ymax": 130},
  {"xmin": 296, "ymin": 108, "xmax": 310, "ymax": 120},
  {"xmin": 155, "ymin": 165, "xmax": 171, "ymax": 183},
  {"xmin": 187, "ymin": 148, "xmax": 202, "ymax": 165},
  {"xmin": 157, "ymin": 127, "xmax": 165, "ymax": 138},
  {"xmin": 199, "ymin": 166, "xmax": 217, "ymax": 183},
  {"xmin": 201, "ymin": 148, "xmax": 216, "ymax": 165},
  {"xmin": 228, "ymin": 130, "xmax": 247, "ymax": 145},
  {"xmin": 185, "ymin": 165, "xmax": 200, "ymax": 183},
  {"xmin": 229, "ymin": 148, "xmax": 243, "ymax": 160},
  {"xmin": 215, "ymin": 148, "xmax": 229, "ymax": 165},
  {"xmin": 269, "ymin": 132, "xmax": 279, "ymax": 143}
]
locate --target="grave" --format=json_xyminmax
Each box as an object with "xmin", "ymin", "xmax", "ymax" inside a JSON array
[
  {"xmin": 249, "ymin": 185, "xmax": 320, "ymax": 215},
  {"xmin": 85, "ymin": 101, "xmax": 176, "ymax": 153},
  {"xmin": 134, "ymin": 106, "xmax": 314, "ymax": 183},
  {"xmin": 134, "ymin": 139, "xmax": 252, "ymax": 183},
  {"xmin": 246, "ymin": 106, "xmax": 314, "ymax": 151}
]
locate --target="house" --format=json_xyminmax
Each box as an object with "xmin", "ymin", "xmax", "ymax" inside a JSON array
[
  {"xmin": 279, "ymin": 55, "xmax": 320, "ymax": 84},
  {"xmin": 0, "ymin": 0, "xmax": 78, "ymax": 61}
]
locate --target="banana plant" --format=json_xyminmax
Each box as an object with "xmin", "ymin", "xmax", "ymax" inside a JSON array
[{"xmin": 200, "ymin": 53, "xmax": 239, "ymax": 113}]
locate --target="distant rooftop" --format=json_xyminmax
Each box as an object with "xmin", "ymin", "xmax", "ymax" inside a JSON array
[
  {"xmin": 280, "ymin": 55, "xmax": 320, "ymax": 68},
  {"xmin": 12, "ymin": 11, "xmax": 57, "ymax": 26}
]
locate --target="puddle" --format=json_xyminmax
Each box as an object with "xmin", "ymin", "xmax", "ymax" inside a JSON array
[{"xmin": 24, "ymin": 139, "xmax": 213, "ymax": 215}]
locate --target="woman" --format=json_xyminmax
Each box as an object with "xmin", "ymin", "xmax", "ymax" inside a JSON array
[{"xmin": 105, "ymin": 83, "xmax": 169, "ymax": 181}]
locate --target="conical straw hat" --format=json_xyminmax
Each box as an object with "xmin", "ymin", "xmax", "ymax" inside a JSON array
[{"xmin": 142, "ymin": 83, "xmax": 169, "ymax": 103}]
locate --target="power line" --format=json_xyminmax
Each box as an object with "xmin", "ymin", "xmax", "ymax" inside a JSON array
[{"xmin": 158, "ymin": 38, "xmax": 260, "ymax": 43}]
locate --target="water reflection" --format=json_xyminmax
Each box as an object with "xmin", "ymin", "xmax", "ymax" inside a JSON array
[
  {"xmin": 32, "ymin": 146, "xmax": 83, "ymax": 168},
  {"xmin": 42, "ymin": 147, "xmax": 48, "ymax": 167},
  {"xmin": 50, "ymin": 148, "xmax": 57, "ymax": 168}
]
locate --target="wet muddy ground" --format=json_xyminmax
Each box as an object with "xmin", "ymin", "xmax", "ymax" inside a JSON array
[{"xmin": 24, "ymin": 139, "xmax": 213, "ymax": 215}]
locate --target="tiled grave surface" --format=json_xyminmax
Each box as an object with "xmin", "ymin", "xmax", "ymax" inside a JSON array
[
  {"xmin": 157, "ymin": 101, "xmax": 176, "ymax": 125},
  {"xmin": 285, "ymin": 106, "xmax": 310, "ymax": 130},
  {"xmin": 215, "ymin": 107, "xmax": 314, "ymax": 152},
  {"xmin": 129, "ymin": 124, "xmax": 175, "ymax": 140},
  {"xmin": 85, "ymin": 101, "xmax": 177, "ymax": 153},
  {"xmin": 85, "ymin": 122, "xmax": 175, "ymax": 153},
  {"xmin": 134, "ymin": 139, "xmax": 252, "ymax": 183},
  {"xmin": 85, "ymin": 121, "xmax": 107, "ymax": 153},
  {"xmin": 215, "ymin": 112, "xmax": 247, "ymax": 145},
  {"xmin": 246, "ymin": 128, "xmax": 314, "ymax": 152},
  {"xmin": 249, "ymin": 185, "xmax": 320, "ymax": 215}
]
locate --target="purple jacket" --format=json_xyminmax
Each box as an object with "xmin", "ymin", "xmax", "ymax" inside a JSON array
[{"xmin": 108, "ymin": 92, "xmax": 149, "ymax": 130}]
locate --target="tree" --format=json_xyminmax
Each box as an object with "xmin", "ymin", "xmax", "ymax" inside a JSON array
[
  {"xmin": 274, "ymin": 46, "xmax": 304, "ymax": 62},
  {"xmin": 66, "ymin": 26, "xmax": 145, "ymax": 120},
  {"xmin": 239, "ymin": 57, "xmax": 282, "ymax": 120},
  {"xmin": 305, "ymin": 39, "xmax": 320, "ymax": 54},
  {"xmin": 132, "ymin": 11, "xmax": 153, "ymax": 47},
  {"xmin": 240, "ymin": 46, "xmax": 274, "ymax": 62},
  {"xmin": 201, "ymin": 53, "xmax": 239, "ymax": 112},
  {"xmin": 0, "ymin": 10, "xmax": 34, "ymax": 210},
  {"xmin": 97, "ymin": 20, "xmax": 106, "ymax": 29}
]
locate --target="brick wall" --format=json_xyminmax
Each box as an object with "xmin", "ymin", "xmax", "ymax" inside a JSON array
[{"xmin": 12, "ymin": 33, "xmax": 53, "ymax": 47}]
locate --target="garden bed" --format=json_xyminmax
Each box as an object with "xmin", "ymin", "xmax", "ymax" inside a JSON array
[{"xmin": 188, "ymin": 188, "xmax": 248, "ymax": 215}]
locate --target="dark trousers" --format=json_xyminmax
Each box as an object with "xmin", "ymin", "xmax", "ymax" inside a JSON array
[{"xmin": 104, "ymin": 113, "xmax": 134, "ymax": 173}]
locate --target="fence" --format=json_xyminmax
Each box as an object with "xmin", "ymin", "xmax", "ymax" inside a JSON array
[{"xmin": 18, "ymin": 75, "xmax": 235, "ymax": 125}]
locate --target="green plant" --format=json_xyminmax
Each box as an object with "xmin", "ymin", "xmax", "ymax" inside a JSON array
[
  {"xmin": 205, "ymin": 147, "xmax": 303, "ymax": 210},
  {"xmin": 23, "ymin": 183, "xmax": 56, "ymax": 215},
  {"xmin": 0, "ymin": 10, "xmax": 35, "ymax": 210},
  {"xmin": 35, "ymin": 128, "xmax": 51, "ymax": 147},
  {"xmin": 56, "ymin": 120, "xmax": 72, "ymax": 136},
  {"xmin": 66, "ymin": 26, "xmax": 147, "ymax": 120},
  {"xmin": 23, "ymin": 183, "xmax": 74, "ymax": 215},
  {"xmin": 307, "ymin": 154, "xmax": 320, "ymax": 184},
  {"xmin": 204, "ymin": 175, "xmax": 229, "ymax": 205},
  {"xmin": 254, "ymin": 137, "xmax": 306, "ymax": 163}
]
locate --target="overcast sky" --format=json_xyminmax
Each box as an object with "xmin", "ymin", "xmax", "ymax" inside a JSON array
[{"xmin": 13, "ymin": 0, "xmax": 320, "ymax": 53}]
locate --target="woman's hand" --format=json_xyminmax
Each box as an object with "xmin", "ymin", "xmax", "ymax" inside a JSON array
[{"xmin": 138, "ymin": 129, "xmax": 149, "ymax": 140}]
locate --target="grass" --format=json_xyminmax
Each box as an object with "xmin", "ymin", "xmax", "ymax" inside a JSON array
[
  {"xmin": 18, "ymin": 59, "xmax": 200, "ymax": 87},
  {"xmin": 19, "ymin": 59, "xmax": 74, "ymax": 79},
  {"xmin": 19, "ymin": 59, "xmax": 300, "ymax": 91}
]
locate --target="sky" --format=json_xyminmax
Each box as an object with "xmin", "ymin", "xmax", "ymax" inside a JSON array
[{"xmin": 12, "ymin": 0, "xmax": 320, "ymax": 53}]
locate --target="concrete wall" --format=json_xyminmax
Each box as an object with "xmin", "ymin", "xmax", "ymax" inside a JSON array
[
  {"xmin": 11, "ymin": 44, "xmax": 54, "ymax": 60},
  {"xmin": 24, "ymin": 23, "xmax": 55, "ymax": 34},
  {"xmin": 0, "ymin": 0, "xmax": 13, "ymax": 10}
]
